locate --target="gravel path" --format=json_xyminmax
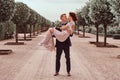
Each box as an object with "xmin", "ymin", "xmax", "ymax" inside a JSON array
[{"xmin": 0, "ymin": 32, "xmax": 120, "ymax": 80}]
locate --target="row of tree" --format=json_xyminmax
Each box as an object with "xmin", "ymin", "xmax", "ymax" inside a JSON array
[
  {"xmin": 76, "ymin": 0, "xmax": 120, "ymax": 47},
  {"xmin": 0, "ymin": 0, "xmax": 51, "ymax": 43}
]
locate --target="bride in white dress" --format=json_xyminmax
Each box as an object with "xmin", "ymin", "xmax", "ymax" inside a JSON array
[{"xmin": 40, "ymin": 12, "xmax": 77, "ymax": 51}]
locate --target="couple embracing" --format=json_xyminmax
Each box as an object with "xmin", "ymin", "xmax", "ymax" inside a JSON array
[{"xmin": 40, "ymin": 12, "xmax": 77, "ymax": 76}]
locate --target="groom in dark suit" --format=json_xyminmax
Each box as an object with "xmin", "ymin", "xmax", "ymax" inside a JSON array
[{"xmin": 54, "ymin": 14, "xmax": 72, "ymax": 76}]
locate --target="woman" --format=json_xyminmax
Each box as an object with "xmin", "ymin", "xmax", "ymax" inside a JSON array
[{"xmin": 40, "ymin": 12, "xmax": 77, "ymax": 51}]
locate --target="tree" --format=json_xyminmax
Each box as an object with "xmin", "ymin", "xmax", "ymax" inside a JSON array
[
  {"xmin": 45, "ymin": 19, "xmax": 51, "ymax": 28},
  {"xmin": 0, "ymin": 0, "xmax": 15, "ymax": 40},
  {"xmin": 12, "ymin": 2, "xmax": 30, "ymax": 43},
  {"xmin": 40, "ymin": 17, "xmax": 51, "ymax": 32},
  {"xmin": 109, "ymin": 0, "xmax": 120, "ymax": 32},
  {"xmin": 77, "ymin": 3, "xmax": 93, "ymax": 37},
  {"xmin": 0, "ymin": 0, "xmax": 15, "ymax": 53},
  {"xmin": 37, "ymin": 15, "xmax": 45, "ymax": 33},
  {"xmin": 77, "ymin": 11, "xmax": 86, "ymax": 36},
  {"xmin": 36, "ymin": 14, "xmax": 41, "ymax": 34},
  {"xmin": 89, "ymin": 0, "xmax": 114, "ymax": 46},
  {"xmin": 27, "ymin": 9, "xmax": 37, "ymax": 37},
  {"xmin": 89, "ymin": 0, "xmax": 102, "ymax": 46},
  {"xmin": 4, "ymin": 21, "xmax": 15, "ymax": 39},
  {"xmin": 81, "ymin": 3, "xmax": 94, "ymax": 27},
  {"xmin": 0, "ymin": 0, "xmax": 15, "ymax": 22}
]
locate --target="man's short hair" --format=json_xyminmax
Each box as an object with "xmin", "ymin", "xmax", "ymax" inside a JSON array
[{"xmin": 60, "ymin": 13, "xmax": 66, "ymax": 19}]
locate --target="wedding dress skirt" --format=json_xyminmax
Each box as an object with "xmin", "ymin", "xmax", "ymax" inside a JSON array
[
  {"xmin": 53, "ymin": 28, "xmax": 70, "ymax": 42},
  {"xmin": 40, "ymin": 31, "xmax": 55, "ymax": 51}
]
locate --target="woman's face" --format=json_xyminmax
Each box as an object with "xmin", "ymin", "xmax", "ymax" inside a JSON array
[{"xmin": 68, "ymin": 15, "xmax": 72, "ymax": 21}]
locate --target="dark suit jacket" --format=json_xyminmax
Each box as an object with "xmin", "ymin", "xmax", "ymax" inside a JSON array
[{"xmin": 55, "ymin": 22, "xmax": 72, "ymax": 47}]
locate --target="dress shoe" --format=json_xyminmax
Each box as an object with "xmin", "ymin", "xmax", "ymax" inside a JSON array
[
  {"xmin": 68, "ymin": 73, "xmax": 71, "ymax": 76},
  {"xmin": 54, "ymin": 73, "xmax": 59, "ymax": 76}
]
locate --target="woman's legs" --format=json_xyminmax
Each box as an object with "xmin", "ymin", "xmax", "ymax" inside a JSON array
[
  {"xmin": 50, "ymin": 28, "xmax": 70, "ymax": 42},
  {"xmin": 40, "ymin": 29, "xmax": 52, "ymax": 45}
]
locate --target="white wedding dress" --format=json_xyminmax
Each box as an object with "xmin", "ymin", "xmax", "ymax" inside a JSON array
[{"xmin": 40, "ymin": 21, "xmax": 75, "ymax": 51}]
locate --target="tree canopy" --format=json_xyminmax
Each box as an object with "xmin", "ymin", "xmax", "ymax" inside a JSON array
[
  {"xmin": 0, "ymin": 0, "xmax": 15, "ymax": 22},
  {"xmin": 12, "ymin": 2, "xmax": 30, "ymax": 26}
]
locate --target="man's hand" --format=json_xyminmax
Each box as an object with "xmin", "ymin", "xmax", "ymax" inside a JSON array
[
  {"xmin": 67, "ymin": 30, "xmax": 73, "ymax": 37},
  {"xmin": 67, "ymin": 30, "xmax": 72, "ymax": 34}
]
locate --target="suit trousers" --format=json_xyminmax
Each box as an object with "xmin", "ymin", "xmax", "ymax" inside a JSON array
[{"xmin": 55, "ymin": 46, "xmax": 71, "ymax": 73}]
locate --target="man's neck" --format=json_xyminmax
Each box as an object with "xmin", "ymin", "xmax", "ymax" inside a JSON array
[{"xmin": 61, "ymin": 21, "xmax": 67, "ymax": 24}]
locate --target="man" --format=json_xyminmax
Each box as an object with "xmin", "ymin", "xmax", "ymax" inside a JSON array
[{"xmin": 54, "ymin": 14, "xmax": 72, "ymax": 76}]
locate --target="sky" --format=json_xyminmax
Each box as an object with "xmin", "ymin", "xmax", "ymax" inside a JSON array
[{"xmin": 15, "ymin": 0, "xmax": 89, "ymax": 22}]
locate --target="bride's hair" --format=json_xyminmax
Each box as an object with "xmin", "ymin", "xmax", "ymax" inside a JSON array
[{"xmin": 69, "ymin": 12, "xmax": 77, "ymax": 22}]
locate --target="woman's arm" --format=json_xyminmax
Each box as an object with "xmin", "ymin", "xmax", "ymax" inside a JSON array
[
  {"xmin": 72, "ymin": 25, "xmax": 75, "ymax": 30},
  {"xmin": 67, "ymin": 25, "xmax": 75, "ymax": 35}
]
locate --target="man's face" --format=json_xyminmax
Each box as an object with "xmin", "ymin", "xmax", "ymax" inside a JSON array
[{"xmin": 61, "ymin": 15, "xmax": 67, "ymax": 22}]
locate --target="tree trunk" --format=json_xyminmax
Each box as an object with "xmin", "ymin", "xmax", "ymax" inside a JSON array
[
  {"xmin": 39, "ymin": 25, "xmax": 41, "ymax": 34},
  {"xmin": 30, "ymin": 25, "xmax": 32, "ymax": 38},
  {"xmin": 77, "ymin": 25, "xmax": 79, "ymax": 35},
  {"xmin": 78, "ymin": 30, "xmax": 79, "ymax": 35},
  {"xmin": 103, "ymin": 24, "xmax": 107, "ymax": 46},
  {"xmin": 15, "ymin": 25, "xmax": 18, "ymax": 43},
  {"xmin": 37, "ymin": 24, "xmax": 39, "ymax": 34},
  {"xmin": 95, "ymin": 23, "xmax": 99, "ymax": 47},
  {"xmin": 118, "ymin": 15, "xmax": 120, "ymax": 27},
  {"xmin": 24, "ymin": 25, "xmax": 27, "ymax": 40},
  {"xmin": 83, "ymin": 26, "xmax": 85, "ymax": 37},
  {"xmin": 33, "ymin": 24, "xmax": 35, "ymax": 36}
]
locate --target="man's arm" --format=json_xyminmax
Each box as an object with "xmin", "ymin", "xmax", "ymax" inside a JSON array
[{"xmin": 55, "ymin": 27, "xmax": 62, "ymax": 32}]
